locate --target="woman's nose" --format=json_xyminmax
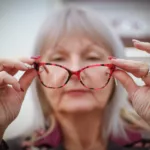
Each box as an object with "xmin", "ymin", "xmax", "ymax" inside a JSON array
[
  {"xmin": 68, "ymin": 60, "xmax": 82, "ymax": 72},
  {"xmin": 68, "ymin": 63, "xmax": 82, "ymax": 80},
  {"xmin": 67, "ymin": 55, "xmax": 83, "ymax": 70}
]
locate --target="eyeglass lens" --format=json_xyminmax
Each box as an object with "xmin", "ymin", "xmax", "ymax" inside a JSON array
[{"xmin": 39, "ymin": 65, "xmax": 111, "ymax": 89}]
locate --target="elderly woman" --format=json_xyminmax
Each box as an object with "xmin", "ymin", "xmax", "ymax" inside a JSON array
[{"xmin": 0, "ymin": 6, "xmax": 150, "ymax": 150}]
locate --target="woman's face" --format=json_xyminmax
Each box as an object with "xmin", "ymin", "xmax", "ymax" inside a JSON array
[{"xmin": 40, "ymin": 35, "xmax": 114, "ymax": 114}]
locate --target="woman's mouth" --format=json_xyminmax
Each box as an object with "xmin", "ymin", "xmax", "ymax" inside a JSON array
[{"xmin": 64, "ymin": 89, "xmax": 90, "ymax": 97}]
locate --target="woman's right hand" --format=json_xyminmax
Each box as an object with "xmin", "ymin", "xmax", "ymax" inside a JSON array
[{"xmin": 0, "ymin": 57, "xmax": 37, "ymax": 136}]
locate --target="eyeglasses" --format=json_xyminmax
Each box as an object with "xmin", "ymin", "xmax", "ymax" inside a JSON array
[{"xmin": 33, "ymin": 62, "xmax": 115, "ymax": 90}]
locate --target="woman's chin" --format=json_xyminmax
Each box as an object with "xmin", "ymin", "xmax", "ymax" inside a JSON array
[{"xmin": 59, "ymin": 99, "xmax": 98, "ymax": 113}]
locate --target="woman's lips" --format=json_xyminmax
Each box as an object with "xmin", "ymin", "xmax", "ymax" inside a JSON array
[{"xmin": 64, "ymin": 89, "xmax": 90, "ymax": 96}]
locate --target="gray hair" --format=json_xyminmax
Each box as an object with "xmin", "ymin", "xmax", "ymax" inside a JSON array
[{"xmin": 32, "ymin": 6, "xmax": 133, "ymax": 140}]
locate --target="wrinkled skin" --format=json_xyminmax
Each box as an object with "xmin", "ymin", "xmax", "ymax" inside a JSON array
[{"xmin": 110, "ymin": 40, "xmax": 150, "ymax": 125}]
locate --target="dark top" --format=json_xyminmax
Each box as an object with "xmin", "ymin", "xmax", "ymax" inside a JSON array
[
  {"xmin": 50, "ymin": 141, "xmax": 150, "ymax": 150},
  {"xmin": 1, "ymin": 139, "xmax": 150, "ymax": 150}
]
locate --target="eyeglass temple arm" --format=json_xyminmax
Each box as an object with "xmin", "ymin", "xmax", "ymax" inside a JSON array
[
  {"xmin": 32, "ymin": 62, "xmax": 39, "ymax": 71},
  {"xmin": 31, "ymin": 62, "xmax": 50, "ymax": 74}
]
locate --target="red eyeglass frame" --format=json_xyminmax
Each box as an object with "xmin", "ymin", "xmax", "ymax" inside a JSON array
[{"xmin": 33, "ymin": 62, "xmax": 116, "ymax": 90}]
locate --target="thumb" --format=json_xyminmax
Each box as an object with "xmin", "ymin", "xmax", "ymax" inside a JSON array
[
  {"xmin": 19, "ymin": 69, "xmax": 37, "ymax": 92},
  {"xmin": 113, "ymin": 69, "xmax": 138, "ymax": 95}
]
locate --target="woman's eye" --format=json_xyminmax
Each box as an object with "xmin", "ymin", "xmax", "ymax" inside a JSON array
[
  {"xmin": 87, "ymin": 57, "xmax": 100, "ymax": 60},
  {"xmin": 52, "ymin": 57, "xmax": 64, "ymax": 61}
]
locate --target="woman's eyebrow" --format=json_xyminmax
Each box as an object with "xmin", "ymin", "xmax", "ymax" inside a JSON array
[
  {"xmin": 47, "ymin": 46, "xmax": 68, "ymax": 56},
  {"xmin": 46, "ymin": 44, "xmax": 105, "ymax": 56},
  {"xmin": 82, "ymin": 44, "xmax": 105, "ymax": 55},
  {"xmin": 54, "ymin": 45, "xmax": 66, "ymax": 52}
]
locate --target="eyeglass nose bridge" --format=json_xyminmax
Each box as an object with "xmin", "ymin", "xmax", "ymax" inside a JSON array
[
  {"xmin": 65, "ymin": 69, "xmax": 86, "ymax": 88},
  {"xmin": 68, "ymin": 69, "xmax": 90, "ymax": 89},
  {"xmin": 69, "ymin": 70, "xmax": 81, "ymax": 80}
]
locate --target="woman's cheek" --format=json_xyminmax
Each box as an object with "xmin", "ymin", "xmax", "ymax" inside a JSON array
[
  {"xmin": 44, "ymin": 89, "xmax": 63, "ymax": 111},
  {"xmin": 94, "ymin": 79, "xmax": 114, "ymax": 108}
]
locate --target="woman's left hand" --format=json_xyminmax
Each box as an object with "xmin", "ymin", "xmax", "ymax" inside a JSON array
[{"xmin": 110, "ymin": 40, "xmax": 150, "ymax": 125}]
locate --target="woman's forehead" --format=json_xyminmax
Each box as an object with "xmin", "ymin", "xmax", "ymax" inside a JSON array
[
  {"xmin": 41, "ymin": 35, "xmax": 111, "ymax": 55},
  {"xmin": 56, "ymin": 36, "xmax": 94, "ymax": 48}
]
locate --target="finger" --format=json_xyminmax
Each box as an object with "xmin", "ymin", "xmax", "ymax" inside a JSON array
[
  {"xmin": 134, "ymin": 143, "xmax": 143, "ymax": 147},
  {"xmin": 19, "ymin": 69, "xmax": 37, "ymax": 92},
  {"xmin": 4, "ymin": 68, "xmax": 19, "ymax": 76},
  {"xmin": 144, "ymin": 143, "xmax": 150, "ymax": 147},
  {"xmin": 2, "ymin": 57, "xmax": 35, "ymax": 75},
  {"xmin": 133, "ymin": 39, "xmax": 150, "ymax": 53},
  {"xmin": 0, "ymin": 71, "xmax": 21, "ymax": 91},
  {"xmin": 141, "ymin": 72, "xmax": 150, "ymax": 86},
  {"xmin": 112, "ymin": 69, "xmax": 138, "ymax": 95},
  {"xmin": 0, "ymin": 59, "xmax": 30, "ymax": 72},
  {"xmin": 19, "ymin": 57, "xmax": 35, "ymax": 65},
  {"xmin": 0, "ymin": 57, "xmax": 36, "ymax": 75},
  {"xmin": 0, "ymin": 57, "xmax": 36, "ymax": 77},
  {"xmin": 110, "ymin": 58, "xmax": 149, "ymax": 78}
]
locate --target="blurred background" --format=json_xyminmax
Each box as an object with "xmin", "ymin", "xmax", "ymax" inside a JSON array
[{"xmin": 0, "ymin": 0, "xmax": 150, "ymax": 139}]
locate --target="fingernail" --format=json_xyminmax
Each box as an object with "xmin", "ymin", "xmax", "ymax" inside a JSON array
[
  {"xmin": 24, "ymin": 63, "xmax": 33, "ymax": 69},
  {"xmin": 20, "ymin": 88, "xmax": 24, "ymax": 92},
  {"xmin": 132, "ymin": 39, "xmax": 141, "ymax": 43},
  {"xmin": 31, "ymin": 55, "xmax": 41, "ymax": 59},
  {"xmin": 108, "ymin": 56, "xmax": 116, "ymax": 60}
]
